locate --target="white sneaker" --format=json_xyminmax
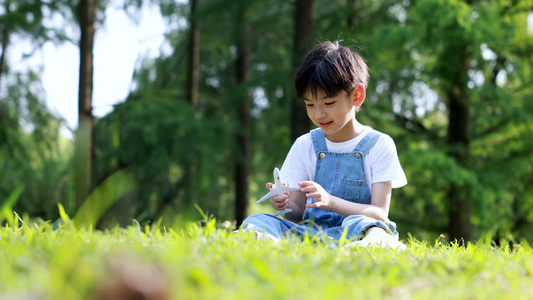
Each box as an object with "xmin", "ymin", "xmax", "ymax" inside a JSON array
[{"xmin": 344, "ymin": 228, "xmax": 406, "ymax": 251}]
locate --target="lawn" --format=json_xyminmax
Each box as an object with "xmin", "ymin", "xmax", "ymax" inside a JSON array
[{"xmin": 1, "ymin": 213, "xmax": 532, "ymax": 300}]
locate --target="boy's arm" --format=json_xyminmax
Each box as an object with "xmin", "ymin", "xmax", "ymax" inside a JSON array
[
  {"xmin": 300, "ymin": 180, "xmax": 392, "ymax": 222},
  {"xmin": 283, "ymin": 190, "xmax": 307, "ymax": 222}
]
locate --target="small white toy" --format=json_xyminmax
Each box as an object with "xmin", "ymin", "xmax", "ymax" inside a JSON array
[{"xmin": 256, "ymin": 167, "xmax": 301, "ymax": 217}]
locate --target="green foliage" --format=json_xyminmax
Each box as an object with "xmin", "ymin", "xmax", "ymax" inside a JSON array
[
  {"xmin": 0, "ymin": 0, "xmax": 80, "ymax": 49},
  {"xmin": 0, "ymin": 70, "xmax": 73, "ymax": 222},
  {"xmin": 0, "ymin": 185, "xmax": 24, "ymax": 226},
  {"xmin": 3, "ymin": 0, "xmax": 533, "ymax": 244},
  {"xmin": 93, "ymin": 0, "xmax": 300, "ymax": 225},
  {"xmin": 367, "ymin": 0, "xmax": 533, "ymax": 241},
  {"xmin": 1, "ymin": 218, "xmax": 533, "ymax": 299},
  {"xmin": 74, "ymin": 168, "xmax": 137, "ymax": 227},
  {"xmin": 93, "ymin": 92, "xmax": 236, "ymax": 224},
  {"xmin": 1, "ymin": 0, "xmax": 77, "ymax": 221}
]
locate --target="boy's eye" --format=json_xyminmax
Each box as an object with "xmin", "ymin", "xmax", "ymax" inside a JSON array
[
  {"xmin": 325, "ymin": 102, "xmax": 335, "ymax": 106},
  {"xmin": 306, "ymin": 103, "xmax": 314, "ymax": 107}
]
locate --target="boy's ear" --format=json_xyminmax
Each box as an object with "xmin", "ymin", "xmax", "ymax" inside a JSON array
[{"xmin": 352, "ymin": 84, "xmax": 366, "ymax": 107}]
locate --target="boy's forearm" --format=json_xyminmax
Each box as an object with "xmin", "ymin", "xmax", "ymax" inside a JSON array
[
  {"xmin": 283, "ymin": 204, "xmax": 303, "ymax": 222},
  {"xmin": 283, "ymin": 192, "xmax": 306, "ymax": 222},
  {"xmin": 329, "ymin": 195, "xmax": 389, "ymax": 222},
  {"xmin": 330, "ymin": 181, "xmax": 392, "ymax": 222}
]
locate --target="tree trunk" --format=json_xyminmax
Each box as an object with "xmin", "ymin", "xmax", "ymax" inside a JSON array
[
  {"xmin": 234, "ymin": 6, "xmax": 251, "ymax": 227},
  {"xmin": 0, "ymin": 0, "xmax": 11, "ymax": 90},
  {"xmin": 291, "ymin": 0, "xmax": 313, "ymax": 141},
  {"xmin": 186, "ymin": 0, "xmax": 200, "ymax": 208},
  {"xmin": 346, "ymin": 0, "xmax": 359, "ymax": 27},
  {"xmin": 75, "ymin": 0, "xmax": 96, "ymax": 211},
  {"xmin": 187, "ymin": 0, "xmax": 200, "ymax": 108},
  {"xmin": 446, "ymin": 46, "xmax": 472, "ymax": 243}
]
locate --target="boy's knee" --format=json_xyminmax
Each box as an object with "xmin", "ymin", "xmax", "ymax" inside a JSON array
[
  {"xmin": 242, "ymin": 213, "xmax": 270, "ymax": 223},
  {"xmin": 241, "ymin": 213, "xmax": 273, "ymax": 229},
  {"xmin": 341, "ymin": 215, "xmax": 393, "ymax": 236}
]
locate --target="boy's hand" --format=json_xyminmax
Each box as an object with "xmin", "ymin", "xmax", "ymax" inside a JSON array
[
  {"xmin": 299, "ymin": 181, "xmax": 333, "ymax": 210},
  {"xmin": 266, "ymin": 182, "xmax": 290, "ymax": 211}
]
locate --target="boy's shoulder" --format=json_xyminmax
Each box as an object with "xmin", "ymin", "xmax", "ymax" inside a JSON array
[{"xmin": 291, "ymin": 132, "xmax": 314, "ymax": 152}]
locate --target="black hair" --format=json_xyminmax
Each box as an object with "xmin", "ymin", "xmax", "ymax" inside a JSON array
[{"xmin": 294, "ymin": 41, "xmax": 369, "ymax": 100}]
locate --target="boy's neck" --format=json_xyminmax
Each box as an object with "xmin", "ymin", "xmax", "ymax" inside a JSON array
[{"xmin": 325, "ymin": 120, "xmax": 365, "ymax": 143}]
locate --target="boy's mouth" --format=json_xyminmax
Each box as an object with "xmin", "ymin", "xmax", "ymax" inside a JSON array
[{"xmin": 319, "ymin": 121, "xmax": 333, "ymax": 128}]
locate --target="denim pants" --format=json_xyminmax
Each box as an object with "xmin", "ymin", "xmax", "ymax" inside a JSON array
[{"xmin": 241, "ymin": 129, "xmax": 398, "ymax": 244}]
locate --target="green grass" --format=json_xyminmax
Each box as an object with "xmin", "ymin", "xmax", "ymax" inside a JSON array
[{"xmin": 1, "ymin": 215, "xmax": 533, "ymax": 300}]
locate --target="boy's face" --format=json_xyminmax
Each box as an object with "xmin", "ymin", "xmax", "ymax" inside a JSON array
[{"xmin": 303, "ymin": 87, "xmax": 363, "ymax": 142}]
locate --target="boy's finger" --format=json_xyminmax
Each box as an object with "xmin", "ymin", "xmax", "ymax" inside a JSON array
[
  {"xmin": 272, "ymin": 197, "xmax": 286, "ymax": 204},
  {"xmin": 305, "ymin": 192, "xmax": 320, "ymax": 199},
  {"xmin": 273, "ymin": 201, "xmax": 287, "ymax": 210},
  {"xmin": 300, "ymin": 186, "xmax": 316, "ymax": 193}
]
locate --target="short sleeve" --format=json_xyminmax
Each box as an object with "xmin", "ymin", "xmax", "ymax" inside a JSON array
[
  {"xmin": 280, "ymin": 134, "xmax": 315, "ymax": 187},
  {"xmin": 368, "ymin": 134, "xmax": 407, "ymax": 189}
]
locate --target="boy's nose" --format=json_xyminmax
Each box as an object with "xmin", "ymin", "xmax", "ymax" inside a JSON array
[{"xmin": 315, "ymin": 108, "xmax": 326, "ymax": 120}]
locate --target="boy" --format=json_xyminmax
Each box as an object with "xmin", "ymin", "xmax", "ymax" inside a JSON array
[{"xmin": 241, "ymin": 41, "xmax": 407, "ymax": 250}]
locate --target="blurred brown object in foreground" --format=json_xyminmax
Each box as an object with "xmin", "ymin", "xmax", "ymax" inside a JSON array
[{"xmin": 95, "ymin": 258, "xmax": 170, "ymax": 300}]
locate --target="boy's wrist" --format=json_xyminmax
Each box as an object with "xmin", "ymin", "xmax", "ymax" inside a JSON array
[{"xmin": 328, "ymin": 195, "xmax": 339, "ymax": 212}]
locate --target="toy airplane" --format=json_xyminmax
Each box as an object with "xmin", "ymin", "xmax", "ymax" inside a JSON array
[{"xmin": 256, "ymin": 167, "xmax": 301, "ymax": 217}]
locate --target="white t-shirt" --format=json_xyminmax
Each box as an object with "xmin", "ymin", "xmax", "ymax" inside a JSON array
[{"xmin": 280, "ymin": 126, "xmax": 407, "ymax": 192}]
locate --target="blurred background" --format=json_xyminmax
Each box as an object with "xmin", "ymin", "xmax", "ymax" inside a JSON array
[{"xmin": 1, "ymin": 0, "xmax": 532, "ymax": 243}]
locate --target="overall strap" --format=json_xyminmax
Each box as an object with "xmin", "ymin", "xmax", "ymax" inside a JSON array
[
  {"xmin": 311, "ymin": 128, "xmax": 328, "ymax": 154},
  {"xmin": 353, "ymin": 129, "xmax": 382, "ymax": 154}
]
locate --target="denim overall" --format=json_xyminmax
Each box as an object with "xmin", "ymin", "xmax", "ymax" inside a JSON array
[{"xmin": 241, "ymin": 128, "xmax": 398, "ymax": 244}]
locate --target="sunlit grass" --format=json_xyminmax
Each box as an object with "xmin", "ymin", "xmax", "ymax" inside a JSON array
[{"xmin": 1, "ymin": 212, "xmax": 533, "ymax": 300}]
